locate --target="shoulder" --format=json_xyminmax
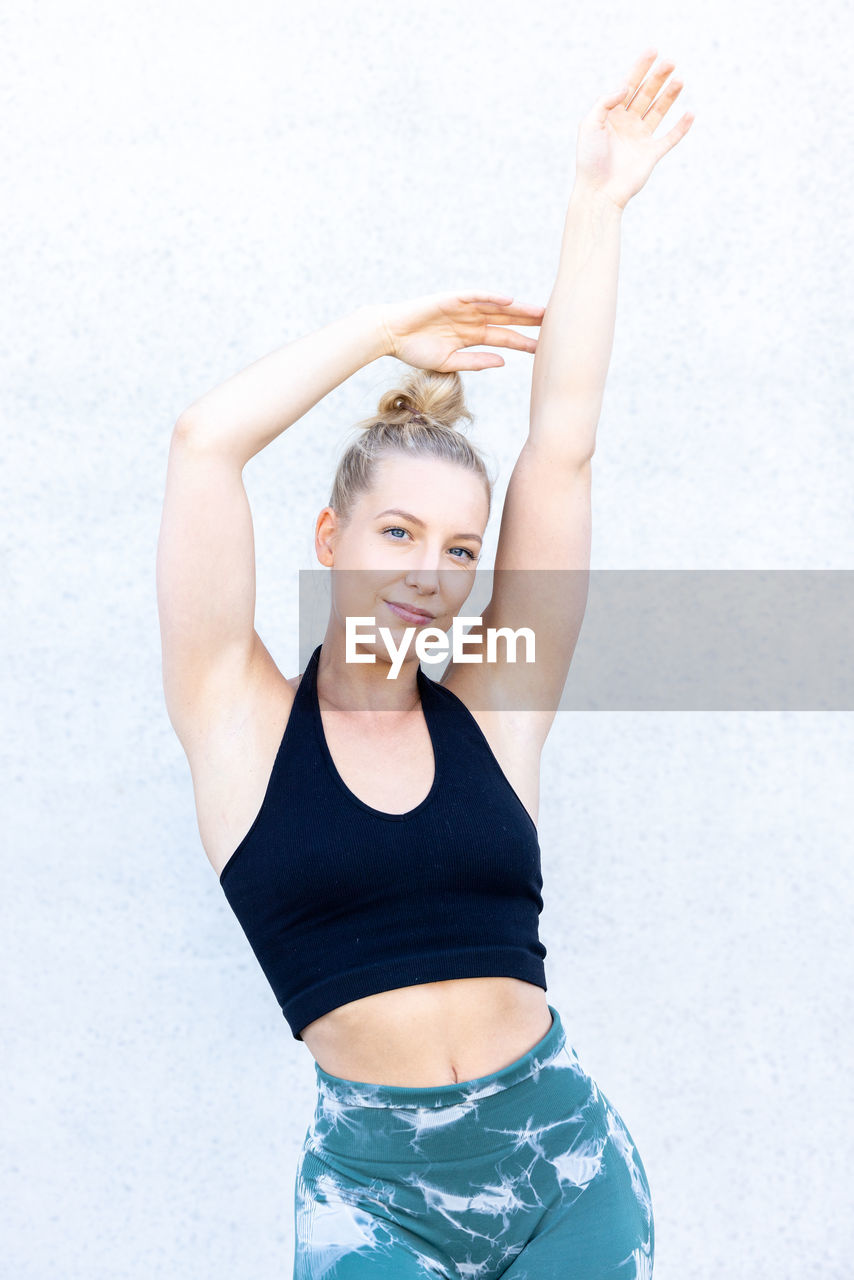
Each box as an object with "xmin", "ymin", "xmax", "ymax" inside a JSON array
[
  {"xmin": 183, "ymin": 642, "xmax": 298, "ymax": 875},
  {"xmin": 434, "ymin": 659, "xmax": 549, "ymax": 757}
]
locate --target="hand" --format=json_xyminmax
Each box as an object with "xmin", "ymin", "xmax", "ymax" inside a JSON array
[
  {"xmin": 378, "ymin": 291, "xmax": 546, "ymax": 372},
  {"xmin": 575, "ymin": 48, "xmax": 695, "ymax": 210}
]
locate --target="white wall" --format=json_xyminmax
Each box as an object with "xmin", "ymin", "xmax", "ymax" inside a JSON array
[{"xmin": 3, "ymin": 0, "xmax": 852, "ymax": 1276}]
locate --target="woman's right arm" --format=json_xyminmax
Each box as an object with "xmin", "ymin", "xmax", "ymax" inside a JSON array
[{"xmin": 156, "ymin": 304, "xmax": 392, "ymax": 747}]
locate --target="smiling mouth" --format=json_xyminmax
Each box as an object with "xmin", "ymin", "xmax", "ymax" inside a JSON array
[{"xmin": 385, "ymin": 600, "xmax": 436, "ymax": 623}]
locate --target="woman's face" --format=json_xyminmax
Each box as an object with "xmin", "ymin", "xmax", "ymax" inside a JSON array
[{"xmin": 316, "ymin": 454, "xmax": 489, "ymax": 652}]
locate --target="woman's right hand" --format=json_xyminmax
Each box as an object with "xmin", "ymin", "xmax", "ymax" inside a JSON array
[{"xmin": 377, "ymin": 291, "xmax": 546, "ymax": 372}]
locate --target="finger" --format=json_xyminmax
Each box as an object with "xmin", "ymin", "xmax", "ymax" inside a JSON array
[
  {"xmin": 456, "ymin": 291, "xmax": 515, "ymax": 305},
  {"xmin": 442, "ymin": 351, "xmax": 507, "ymax": 373},
  {"xmin": 641, "ymin": 76, "xmax": 684, "ymax": 131},
  {"xmin": 629, "ymin": 55, "xmax": 676, "ymax": 117},
  {"xmin": 456, "ymin": 295, "xmax": 546, "ymax": 318},
  {"xmin": 479, "ymin": 305, "xmax": 546, "ymax": 325},
  {"xmin": 620, "ymin": 46, "xmax": 659, "ymax": 111},
  {"xmin": 593, "ymin": 83, "xmax": 632, "ymax": 123},
  {"xmin": 653, "ymin": 110, "xmax": 695, "ymax": 159},
  {"xmin": 481, "ymin": 324, "xmax": 539, "ymax": 353}
]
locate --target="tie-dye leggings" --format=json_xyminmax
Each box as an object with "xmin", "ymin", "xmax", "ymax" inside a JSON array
[{"xmin": 293, "ymin": 1004, "xmax": 654, "ymax": 1278}]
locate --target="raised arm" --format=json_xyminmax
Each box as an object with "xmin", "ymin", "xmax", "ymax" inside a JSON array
[
  {"xmin": 471, "ymin": 49, "xmax": 694, "ymax": 725},
  {"xmin": 156, "ymin": 306, "xmax": 391, "ymax": 747},
  {"xmin": 528, "ymin": 48, "xmax": 694, "ymax": 463}
]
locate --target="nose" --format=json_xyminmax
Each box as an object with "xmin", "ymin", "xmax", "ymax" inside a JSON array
[{"xmin": 403, "ymin": 566, "xmax": 442, "ymax": 595}]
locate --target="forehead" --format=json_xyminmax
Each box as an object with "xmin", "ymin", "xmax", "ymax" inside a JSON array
[
  {"xmin": 372, "ymin": 452, "xmax": 459, "ymax": 479},
  {"xmin": 366, "ymin": 453, "xmax": 485, "ymax": 502}
]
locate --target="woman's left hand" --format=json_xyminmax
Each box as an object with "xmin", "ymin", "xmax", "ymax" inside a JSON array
[{"xmin": 575, "ymin": 48, "xmax": 695, "ymax": 210}]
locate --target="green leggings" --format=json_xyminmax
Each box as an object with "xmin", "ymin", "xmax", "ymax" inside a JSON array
[{"xmin": 293, "ymin": 1005, "xmax": 654, "ymax": 1278}]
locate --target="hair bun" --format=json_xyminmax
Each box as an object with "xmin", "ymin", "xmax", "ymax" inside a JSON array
[
  {"xmin": 354, "ymin": 369, "xmax": 476, "ymax": 435},
  {"xmin": 391, "ymin": 394, "xmax": 426, "ymax": 423}
]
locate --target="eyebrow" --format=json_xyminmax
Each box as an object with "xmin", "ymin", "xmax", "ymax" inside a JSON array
[{"xmin": 374, "ymin": 508, "xmax": 483, "ymax": 546}]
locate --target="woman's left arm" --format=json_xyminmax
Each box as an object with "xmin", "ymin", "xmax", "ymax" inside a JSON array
[
  {"xmin": 530, "ymin": 48, "xmax": 694, "ymax": 465},
  {"xmin": 468, "ymin": 50, "xmax": 694, "ymax": 727},
  {"xmin": 527, "ymin": 186, "xmax": 623, "ymax": 465}
]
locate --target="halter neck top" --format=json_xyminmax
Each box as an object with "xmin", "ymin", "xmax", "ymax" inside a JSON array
[{"xmin": 219, "ymin": 642, "xmax": 548, "ymax": 1039}]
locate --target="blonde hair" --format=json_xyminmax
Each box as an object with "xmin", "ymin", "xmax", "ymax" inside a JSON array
[{"xmin": 329, "ymin": 369, "xmax": 496, "ymax": 531}]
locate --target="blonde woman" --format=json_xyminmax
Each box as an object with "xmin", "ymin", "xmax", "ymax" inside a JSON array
[{"xmin": 157, "ymin": 47, "xmax": 692, "ymax": 1280}]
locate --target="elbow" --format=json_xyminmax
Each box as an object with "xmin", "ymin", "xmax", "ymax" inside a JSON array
[{"xmin": 173, "ymin": 410, "xmax": 200, "ymax": 439}]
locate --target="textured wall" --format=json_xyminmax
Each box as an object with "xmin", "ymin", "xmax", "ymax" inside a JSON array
[{"xmin": 3, "ymin": 0, "xmax": 852, "ymax": 1277}]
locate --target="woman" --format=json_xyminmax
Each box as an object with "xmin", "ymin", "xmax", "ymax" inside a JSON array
[{"xmin": 157, "ymin": 47, "xmax": 692, "ymax": 1280}]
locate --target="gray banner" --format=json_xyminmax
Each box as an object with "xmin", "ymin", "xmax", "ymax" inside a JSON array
[{"xmin": 298, "ymin": 570, "xmax": 854, "ymax": 710}]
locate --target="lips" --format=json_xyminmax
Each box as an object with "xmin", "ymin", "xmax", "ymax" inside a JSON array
[{"xmin": 385, "ymin": 600, "xmax": 436, "ymax": 623}]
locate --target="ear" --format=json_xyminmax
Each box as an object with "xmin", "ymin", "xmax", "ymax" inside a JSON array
[{"xmin": 315, "ymin": 506, "xmax": 340, "ymax": 567}]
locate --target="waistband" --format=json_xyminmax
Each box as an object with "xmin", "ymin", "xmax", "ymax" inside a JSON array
[{"xmin": 313, "ymin": 1003, "xmax": 569, "ymax": 1110}]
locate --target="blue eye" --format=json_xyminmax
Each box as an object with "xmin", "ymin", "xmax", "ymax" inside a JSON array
[{"xmin": 381, "ymin": 527, "xmax": 477, "ymax": 561}]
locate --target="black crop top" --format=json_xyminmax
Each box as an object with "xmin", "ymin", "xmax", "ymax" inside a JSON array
[{"xmin": 219, "ymin": 642, "xmax": 548, "ymax": 1039}]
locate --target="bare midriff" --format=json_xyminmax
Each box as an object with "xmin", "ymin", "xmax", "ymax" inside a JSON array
[{"xmin": 299, "ymin": 974, "xmax": 554, "ymax": 1087}]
